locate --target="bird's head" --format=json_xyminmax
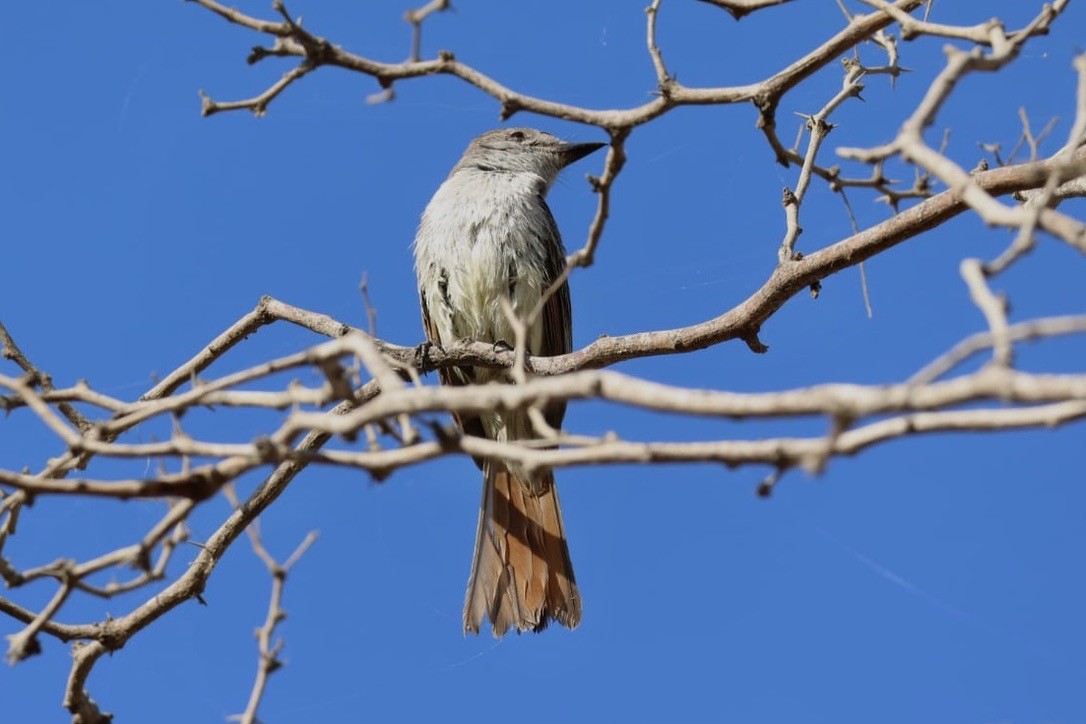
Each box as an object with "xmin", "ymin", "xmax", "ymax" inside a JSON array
[{"xmin": 453, "ymin": 127, "xmax": 606, "ymax": 187}]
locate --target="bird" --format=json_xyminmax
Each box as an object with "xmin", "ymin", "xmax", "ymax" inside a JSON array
[{"xmin": 412, "ymin": 127, "xmax": 605, "ymax": 636}]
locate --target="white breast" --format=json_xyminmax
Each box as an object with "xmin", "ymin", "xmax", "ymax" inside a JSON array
[{"xmin": 413, "ymin": 168, "xmax": 553, "ymax": 361}]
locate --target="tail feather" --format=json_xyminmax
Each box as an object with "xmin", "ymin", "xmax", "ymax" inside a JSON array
[{"xmin": 463, "ymin": 461, "xmax": 581, "ymax": 636}]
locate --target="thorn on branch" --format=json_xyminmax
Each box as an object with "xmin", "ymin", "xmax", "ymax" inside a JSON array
[
  {"xmin": 978, "ymin": 142, "xmax": 1004, "ymax": 166},
  {"xmin": 367, "ymin": 80, "xmax": 396, "ymax": 105},
  {"xmin": 132, "ymin": 546, "xmax": 152, "ymax": 573},
  {"xmin": 247, "ymin": 46, "xmax": 271, "ymax": 65},
  {"xmin": 697, "ymin": 0, "xmax": 797, "ymax": 21},
  {"xmin": 741, "ymin": 330, "xmax": 769, "ymax": 354},
  {"xmin": 271, "ymin": 1, "xmax": 297, "ymax": 29},
  {"xmin": 6, "ymin": 630, "xmax": 42, "ymax": 663},
  {"xmin": 757, "ymin": 467, "xmax": 784, "ymax": 497},
  {"xmin": 199, "ymin": 91, "xmax": 217, "ymax": 118},
  {"xmin": 363, "ymin": 464, "xmax": 391, "ymax": 482},
  {"xmin": 499, "ymin": 97, "xmax": 520, "ymax": 121}
]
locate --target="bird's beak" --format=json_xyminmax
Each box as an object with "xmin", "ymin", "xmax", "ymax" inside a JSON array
[{"xmin": 558, "ymin": 141, "xmax": 607, "ymax": 167}]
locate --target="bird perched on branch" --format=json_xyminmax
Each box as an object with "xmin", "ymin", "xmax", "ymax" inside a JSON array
[{"xmin": 413, "ymin": 127, "xmax": 605, "ymax": 636}]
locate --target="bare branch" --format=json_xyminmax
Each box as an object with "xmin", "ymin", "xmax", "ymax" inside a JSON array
[
  {"xmin": 224, "ymin": 485, "xmax": 318, "ymax": 724},
  {"xmin": 0, "ymin": 321, "xmax": 91, "ymax": 433},
  {"xmin": 911, "ymin": 315, "xmax": 1086, "ymax": 385},
  {"xmin": 959, "ymin": 259, "xmax": 1013, "ymax": 368},
  {"xmin": 60, "ymin": 401, "xmax": 353, "ymax": 720},
  {"xmin": 646, "ymin": 0, "xmax": 672, "ymax": 89},
  {"xmin": 403, "ymin": 0, "xmax": 451, "ymax": 63},
  {"xmin": 200, "ymin": 61, "xmax": 315, "ymax": 117},
  {"xmin": 4, "ymin": 4, "xmax": 1083, "ymax": 720}
]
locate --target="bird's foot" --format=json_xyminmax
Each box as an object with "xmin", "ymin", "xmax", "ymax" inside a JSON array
[{"xmin": 415, "ymin": 340, "xmax": 442, "ymax": 373}]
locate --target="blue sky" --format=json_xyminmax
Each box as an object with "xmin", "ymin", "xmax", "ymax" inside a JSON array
[{"xmin": 3, "ymin": 1, "xmax": 1085, "ymax": 722}]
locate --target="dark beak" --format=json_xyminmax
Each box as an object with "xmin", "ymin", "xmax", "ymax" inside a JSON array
[{"xmin": 558, "ymin": 141, "xmax": 607, "ymax": 167}]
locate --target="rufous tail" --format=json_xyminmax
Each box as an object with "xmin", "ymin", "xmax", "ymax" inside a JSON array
[{"xmin": 463, "ymin": 461, "xmax": 581, "ymax": 636}]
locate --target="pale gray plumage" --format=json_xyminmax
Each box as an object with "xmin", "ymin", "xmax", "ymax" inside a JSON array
[{"xmin": 412, "ymin": 127, "xmax": 604, "ymax": 636}]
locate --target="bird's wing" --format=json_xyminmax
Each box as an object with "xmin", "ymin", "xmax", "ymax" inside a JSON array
[
  {"xmin": 537, "ymin": 197, "xmax": 573, "ymax": 431},
  {"xmin": 420, "ymin": 292, "xmax": 487, "ymax": 469}
]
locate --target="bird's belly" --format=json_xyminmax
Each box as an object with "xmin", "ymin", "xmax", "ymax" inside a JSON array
[{"xmin": 441, "ymin": 239, "xmax": 544, "ymax": 354}]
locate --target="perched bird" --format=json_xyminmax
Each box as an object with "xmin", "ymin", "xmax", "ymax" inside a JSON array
[{"xmin": 413, "ymin": 127, "xmax": 605, "ymax": 636}]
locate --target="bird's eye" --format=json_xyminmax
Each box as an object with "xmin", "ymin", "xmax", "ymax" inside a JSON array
[{"xmin": 508, "ymin": 130, "xmax": 526, "ymax": 142}]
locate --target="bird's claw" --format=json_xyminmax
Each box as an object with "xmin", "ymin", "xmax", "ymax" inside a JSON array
[{"xmin": 415, "ymin": 340, "xmax": 441, "ymax": 373}]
